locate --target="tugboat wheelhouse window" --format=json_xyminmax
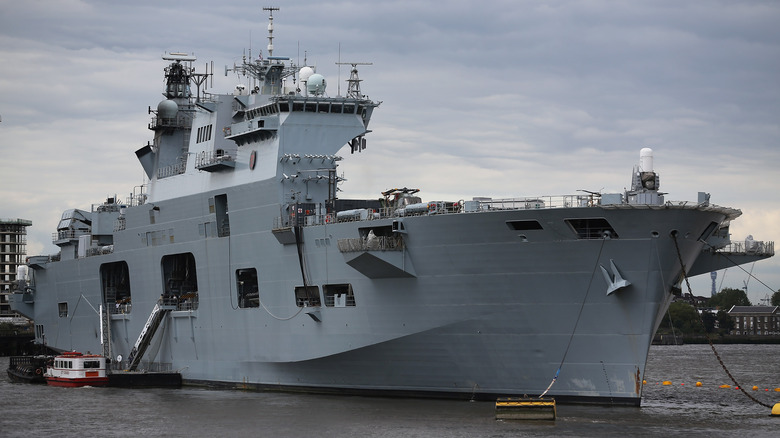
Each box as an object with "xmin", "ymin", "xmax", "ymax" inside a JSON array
[
  {"xmin": 236, "ymin": 268, "xmax": 259, "ymax": 308},
  {"xmin": 100, "ymin": 261, "xmax": 132, "ymax": 314},
  {"xmin": 161, "ymin": 253, "xmax": 199, "ymax": 310}
]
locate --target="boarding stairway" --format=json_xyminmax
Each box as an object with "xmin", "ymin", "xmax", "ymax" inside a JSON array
[{"xmin": 126, "ymin": 299, "xmax": 173, "ymax": 371}]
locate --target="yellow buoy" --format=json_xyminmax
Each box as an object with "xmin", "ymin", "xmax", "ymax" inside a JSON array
[
  {"xmin": 642, "ymin": 380, "xmax": 646, "ymax": 385},
  {"xmin": 772, "ymin": 403, "xmax": 780, "ymax": 417},
  {"xmin": 752, "ymin": 386, "xmax": 759, "ymax": 391},
  {"xmin": 695, "ymin": 381, "xmax": 702, "ymax": 387},
  {"xmin": 720, "ymin": 384, "xmax": 731, "ymax": 389},
  {"xmin": 775, "ymin": 388, "xmax": 780, "ymax": 392},
  {"xmin": 662, "ymin": 381, "xmax": 672, "ymax": 386}
]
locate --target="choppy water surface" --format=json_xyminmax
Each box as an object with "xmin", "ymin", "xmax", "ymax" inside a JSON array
[{"xmin": 1, "ymin": 344, "xmax": 778, "ymax": 437}]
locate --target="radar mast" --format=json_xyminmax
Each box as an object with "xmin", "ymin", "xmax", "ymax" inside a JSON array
[{"xmin": 336, "ymin": 62, "xmax": 372, "ymax": 99}]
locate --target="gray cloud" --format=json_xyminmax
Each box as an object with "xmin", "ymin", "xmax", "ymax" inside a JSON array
[{"xmin": 1, "ymin": 0, "xmax": 778, "ymax": 302}]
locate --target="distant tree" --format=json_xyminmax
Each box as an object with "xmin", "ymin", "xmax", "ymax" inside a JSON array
[
  {"xmin": 716, "ymin": 310, "xmax": 734, "ymax": 334},
  {"xmin": 771, "ymin": 290, "xmax": 780, "ymax": 306},
  {"xmin": 708, "ymin": 287, "xmax": 752, "ymax": 310},
  {"xmin": 701, "ymin": 311, "xmax": 717, "ymax": 333},
  {"xmin": 661, "ymin": 301, "xmax": 705, "ymax": 335}
]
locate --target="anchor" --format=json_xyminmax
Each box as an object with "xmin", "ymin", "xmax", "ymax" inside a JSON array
[{"xmin": 600, "ymin": 259, "xmax": 631, "ymax": 295}]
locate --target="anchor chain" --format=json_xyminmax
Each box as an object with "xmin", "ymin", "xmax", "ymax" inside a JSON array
[{"xmin": 672, "ymin": 234, "xmax": 772, "ymax": 409}]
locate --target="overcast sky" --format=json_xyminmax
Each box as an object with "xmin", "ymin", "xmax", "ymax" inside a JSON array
[{"xmin": 1, "ymin": 0, "xmax": 778, "ymax": 303}]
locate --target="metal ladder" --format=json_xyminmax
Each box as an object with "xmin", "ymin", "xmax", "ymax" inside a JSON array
[
  {"xmin": 100, "ymin": 303, "xmax": 112, "ymax": 360},
  {"xmin": 126, "ymin": 301, "xmax": 172, "ymax": 371}
]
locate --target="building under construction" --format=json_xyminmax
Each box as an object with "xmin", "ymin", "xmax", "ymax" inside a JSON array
[{"xmin": 1, "ymin": 218, "xmax": 32, "ymax": 315}]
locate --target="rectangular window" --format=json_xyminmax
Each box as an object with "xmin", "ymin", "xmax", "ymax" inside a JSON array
[
  {"xmin": 295, "ymin": 286, "xmax": 321, "ymax": 307},
  {"xmin": 236, "ymin": 268, "xmax": 259, "ymax": 308},
  {"xmin": 101, "ymin": 261, "xmax": 132, "ymax": 315},
  {"xmin": 58, "ymin": 302, "xmax": 68, "ymax": 318},
  {"xmin": 506, "ymin": 220, "xmax": 543, "ymax": 231},
  {"xmin": 323, "ymin": 284, "xmax": 356, "ymax": 307},
  {"xmin": 196, "ymin": 125, "xmax": 213, "ymax": 143},
  {"xmin": 161, "ymin": 253, "xmax": 199, "ymax": 310},
  {"xmin": 565, "ymin": 218, "xmax": 619, "ymax": 239},
  {"xmin": 215, "ymin": 194, "xmax": 230, "ymax": 237}
]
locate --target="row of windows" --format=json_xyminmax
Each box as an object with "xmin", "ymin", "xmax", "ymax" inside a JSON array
[
  {"xmin": 55, "ymin": 252, "xmax": 356, "ymax": 319},
  {"xmin": 506, "ymin": 218, "xmax": 620, "ymax": 240},
  {"xmin": 245, "ymin": 104, "xmax": 278, "ymax": 119},
  {"xmin": 196, "ymin": 124, "xmax": 213, "ymax": 143},
  {"xmin": 278, "ymin": 100, "xmax": 363, "ymax": 116},
  {"xmin": 52, "ymin": 359, "xmax": 101, "ymax": 369},
  {"xmin": 236, "ymin": 267, "xmax": 355, "ymax": 309}
]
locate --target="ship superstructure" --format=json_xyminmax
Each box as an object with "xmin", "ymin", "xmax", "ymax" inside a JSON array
[{"xmin": 11, "ymin": 9, "xmax": 773, "ymax": 405}]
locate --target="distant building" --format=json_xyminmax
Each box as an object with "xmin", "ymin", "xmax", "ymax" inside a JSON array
[
  {"xmin": 681, "ymin": 293, "xmax": 709, "ymax": 308},
  {"xmin": 0, "ymin": 218, "xmax": 32, "ymax": 315},
  {"xmin": 728, "ymin": 306, "xmax": 780, "ymax": 335}
]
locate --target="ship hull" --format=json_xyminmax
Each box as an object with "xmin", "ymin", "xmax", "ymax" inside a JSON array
[
  {"xmin": 45, "ymin": 376, "xmax": 109, "ymax": 388},
  {"xmin": 14, "ymin": 182, "xmax": 726, "ymax": 405}
]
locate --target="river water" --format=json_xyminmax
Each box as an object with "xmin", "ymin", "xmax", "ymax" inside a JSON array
[{"xmin": 1, "ymin": 344, "xmax": 778, "ymax": 437}]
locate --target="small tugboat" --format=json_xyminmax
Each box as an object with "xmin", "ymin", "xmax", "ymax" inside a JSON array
[
  {"xmin": 6, "ymin": 355, "xmax": 51, "ymax": 383},
  {"xmin": 45, "ymin": 352, "xmax": 109, "ymax": 387}
]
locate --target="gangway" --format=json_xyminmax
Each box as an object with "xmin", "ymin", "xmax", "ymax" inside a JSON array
[{"xmin": 126, "ymin": 299, "xmax": 173, "ymax": 371}]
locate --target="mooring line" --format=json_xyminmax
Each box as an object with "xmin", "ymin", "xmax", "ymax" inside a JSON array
[
  {"xmin": 672, "ymin": 233, "xmax": 772, "ymax": 409},
  {"xmin": 540, "ymin": 236, "xmax": 608, "ymax": 398}
]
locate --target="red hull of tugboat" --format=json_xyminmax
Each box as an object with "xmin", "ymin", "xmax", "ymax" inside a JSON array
[{"xmin": 46, "ymin": 375, "xmax": 109, "ymax": 387}]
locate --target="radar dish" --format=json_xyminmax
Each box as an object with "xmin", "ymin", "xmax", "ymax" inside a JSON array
[
  {"xmin": 157, "ymin": 100, "xmax": 178, "ymax": 119},
  {"xmin": 299, "ymin": 66, "xmax": 314, "ymax": 83},
  {"xmin": 307, "ymin": 73, "xmax": 327, "ymax": 96}
]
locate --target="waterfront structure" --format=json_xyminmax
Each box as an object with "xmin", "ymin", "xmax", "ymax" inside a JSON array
[{"xmin": 728, "ymin": 306, "xmax": 780, "ymax": 335}]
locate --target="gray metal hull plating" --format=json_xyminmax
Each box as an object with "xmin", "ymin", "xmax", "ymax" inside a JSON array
[{"xmin": 15, "ymin": 178, "xmax": 726, "ymax": 405}]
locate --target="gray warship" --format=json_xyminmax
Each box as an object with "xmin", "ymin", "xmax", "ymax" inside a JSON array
[{"xmin": 11, "ymin": 9, "xmax": 774, "ymax": 405}]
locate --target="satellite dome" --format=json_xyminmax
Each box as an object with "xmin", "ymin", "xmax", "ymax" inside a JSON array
[
  {"xmin": 307, "ymin": 73, "xmax": 326, "ymax": 95},
  {"xmin": 157, "ymin": 99, "xmax": 178, "ymax": 119},
  {"xmin": 299, "ymin": 66, "xmax": 314, "ymax": 83}
]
